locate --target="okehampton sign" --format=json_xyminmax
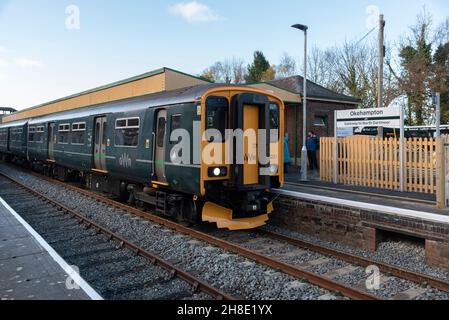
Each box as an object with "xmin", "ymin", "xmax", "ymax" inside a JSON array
[
  {"xmin": 336, "ymin": 106, "xmax": 401, "ymax": 129},
  {"xmin": 333, "ymin": 106, "xmax": 405, "ymax": 192}
]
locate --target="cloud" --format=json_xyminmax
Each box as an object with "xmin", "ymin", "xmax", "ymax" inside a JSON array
[
  {"xmin": 14, "ymin": 57, "xmax": 43, "ymax": 68},
  {"xmin": 0, "ymin": 58, "xmax": 7, "ymax": 68},
  {"xmin": 169, "ymin": 1, "xmax": 221, "ymax": 23}
]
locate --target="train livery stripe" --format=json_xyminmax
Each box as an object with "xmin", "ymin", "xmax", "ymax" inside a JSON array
[{"xmin": 136, "ymin": 159, "xmax": 200, "ymax": 169}]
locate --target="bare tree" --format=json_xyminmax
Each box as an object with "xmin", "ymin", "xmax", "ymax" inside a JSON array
[
  {"xmin": 275, "ymin": 53, "xmax": 297, "ymax": 79},
  {"xmin": 202, "ymin": 57, "xmax": 247, "ymax": 84}
]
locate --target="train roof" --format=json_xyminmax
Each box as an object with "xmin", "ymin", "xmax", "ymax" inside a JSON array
[
  {"xmin": 0, "ymin": 119, "xmax": 29, "ymax": 129},
  {"xmin": 1, "ymin": 83, "xmax": 255, "ymax": 127}
]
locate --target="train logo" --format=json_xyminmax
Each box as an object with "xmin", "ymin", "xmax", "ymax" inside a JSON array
[{"xmin": 119, "ymin": 153, "xmax": 132, "ymax": 169}]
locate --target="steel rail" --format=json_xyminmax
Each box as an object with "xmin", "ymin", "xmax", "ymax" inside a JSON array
[
  {"xmin": 27, "ymin": 172, "xmax": 379, "ymax": 300},
  {"xmin": 258, "ymin": 229, "xmax": 449, "ymax": 295},
  {"xmin": 0, "ymin": 172, "xmax": 233, "ymax": 301}
]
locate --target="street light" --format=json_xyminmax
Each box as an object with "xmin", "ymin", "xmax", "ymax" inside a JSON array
[{"xmin": 292, "ymin": 23, "xmax": 309, "ymax": 181}]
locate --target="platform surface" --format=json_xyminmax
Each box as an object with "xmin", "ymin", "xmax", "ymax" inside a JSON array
[
  {"xmin": 0, "ymin": 198, "xmax": 99, "ymax": 300},
  {"xmin": 284, "ymin": 172, "xmax": 449, "ymax": 217}
]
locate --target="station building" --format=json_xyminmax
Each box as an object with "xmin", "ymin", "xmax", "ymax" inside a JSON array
[
  {"xmin": 247, "ymin": 77, "xmax": 360, "ymax": 166},
  {"xmin": 3, "ymin": 68, "xmax": 361, "ymax": 166}
]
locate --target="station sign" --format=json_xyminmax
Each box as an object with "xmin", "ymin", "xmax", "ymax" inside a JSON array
[{"xmin": 336, "ymin": 107, "xmax": 401, "ymax": 129}]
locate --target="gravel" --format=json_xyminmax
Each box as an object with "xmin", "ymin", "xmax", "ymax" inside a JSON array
[
  {"xmin": 0, "ymin": 164, "xmax": 335, "ymax": 300},
  {"xmin": 264, "ymin": 224, "xmax": 449, "ymax": 281}
]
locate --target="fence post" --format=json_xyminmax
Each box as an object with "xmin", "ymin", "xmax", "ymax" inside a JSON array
[
  {"xmin": 333, "ymin": 111, "xmax": 338, "ymax": 184},
  {"xmin": 436, "ymin": 137, "xmax": 446, "ymax": 209}
]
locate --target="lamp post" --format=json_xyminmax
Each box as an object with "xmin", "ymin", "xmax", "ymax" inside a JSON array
[{"xmin": 292, "ymin": 23, "xmax": 309, "ymax": 181}]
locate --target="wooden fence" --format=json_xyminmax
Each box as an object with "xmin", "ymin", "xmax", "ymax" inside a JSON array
[{"xmin": 320, "ymin": 136, "xmax": 439, "ymax": 194}]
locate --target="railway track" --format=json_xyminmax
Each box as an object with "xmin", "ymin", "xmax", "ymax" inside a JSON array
[
  {"xmin": 209, "ymin": 229, "xmax": 449, "ymax": 300},
  {"xmin": 9, "ymin": 168, "xmax": 378, "ymax": 300},
  {"xmin": 5, "ymin": 165, "xmax": 449, "ymax": 300},
  {"xmin": 0, "ymin": 173, "xmax": 233, "ymax": 301}
]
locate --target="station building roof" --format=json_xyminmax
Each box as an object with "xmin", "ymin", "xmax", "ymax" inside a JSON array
[
  {"xmin": 247, "ymin": 75, "xmax": 361, "ymax": 105},
  {"xmin": 2, "ymin": 68, "xmax": 211, "ymax": 123}
]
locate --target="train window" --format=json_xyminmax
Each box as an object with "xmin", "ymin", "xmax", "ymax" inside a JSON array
[
  {"xmin": 270, "ymin": 104, "xmax": 280, "ymax": 143},
  {"xmin": 0, "ymin": 130, "xmax": 7, "ymax": 142},
  {"xmin": 71, "ymin": 122, "xmax": 86, "ymax": 145},
  {"xmin": 157, "ymin": 117, "xmax": 166, "ymax": 148},
  {"xmin": 171, "ymin": 114, "xmax": 182, "ymax": 131},
  {"xmin": 206, "ymin": 96, "xmax": 228, "ymax": 142},
  {"xmin": 95, "ymin": 123, "xmax": 100, "ymax": 144},
  {"xmin": 36, "ymin": 126, "xmax": 45, "ymax": 143},
  {"xmin": 58, "ymin": 124, "xmax": 70, "ymax": 144},
  {"xmin": 115, "ymin": 118, "xmax": 139, "ymax": 147},
  {"xmin": 170, "ymin": 114, "xmax": 182, "ymax": 144},
  {"xmin": 29, "ymin": 127, "xmax": 36, "ymax": 142}
]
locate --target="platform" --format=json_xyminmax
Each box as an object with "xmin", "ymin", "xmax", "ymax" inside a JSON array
[
  {"xmin": 283, "ymin": 178, "xmax": 446, "ymax": 217},
  {"xmin": 0, "ymin": 198, "xmax": 101, "ymax": 300},
  {"xmin": 274, "ymin": 179, "xmax": 449, "ymax": 271}
]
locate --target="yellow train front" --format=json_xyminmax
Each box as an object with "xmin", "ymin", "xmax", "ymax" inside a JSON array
[{"xmin": 198, "ymin": 87, "xmax": 284, "ymax": 230}]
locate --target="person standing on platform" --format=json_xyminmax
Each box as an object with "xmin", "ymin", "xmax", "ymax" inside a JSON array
[
  {"xmin": 306, "ymin": 131, "xmax": 319, "ymax": 170},
  {"xmin": 283, "ymin": 133, "xmax": 291, "ymax": 174}
]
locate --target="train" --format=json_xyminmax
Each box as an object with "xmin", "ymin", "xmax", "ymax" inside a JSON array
[
  {"xmin": 354, "ymin": 126, "xmax": 449, "ymax": 139},
  {"xmin": 0, "ymin": 84, "xmax": 285, "ymax": 230}
]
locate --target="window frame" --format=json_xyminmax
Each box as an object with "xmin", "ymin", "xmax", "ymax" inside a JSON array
[
  {"xmin": 313, "ymin": 116, "xmax": 327, "ymax": 127},
  {"xmin": 35, "ymin": 126, "xmax": 45, "ymax": 143},
  {"xmin": 71, "ymin": 122, "xmax": 86, "ymax": 145},
  {"xmin": 205, "ymin": 96, "xmax": 228, "ymax": 143},
  {"xmin": 28, "ymin": 127, "xmax": 36, "ymax": 142},
  {"xmin": 169, "ymin": 114, "xmax": 183, "ymax": 144},
  {"xmin": 114, "ymin": 117, "xmax": 140, "ymax": 148},
  {"xmin": 58, "ymin": 123, "xmax": 70, "ymax": 145}
]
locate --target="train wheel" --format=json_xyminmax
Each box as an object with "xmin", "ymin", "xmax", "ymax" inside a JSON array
[{"xmin": 179, "ymin": 198, "xmax": 198, "ymax": 225}]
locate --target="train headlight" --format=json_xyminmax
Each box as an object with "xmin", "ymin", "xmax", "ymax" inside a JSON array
[
  {"xmin": 269, "ymin": 165, "xmax": 279, "ymax": 175},
  {"xmin": 208, "ymin": 167, "xmax": 228, "ymax": 178}
]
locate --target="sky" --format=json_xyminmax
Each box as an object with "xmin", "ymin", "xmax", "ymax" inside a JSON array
[{"xmin": 0, "ymin": 0, "xmax": 448, "ymax": 110}]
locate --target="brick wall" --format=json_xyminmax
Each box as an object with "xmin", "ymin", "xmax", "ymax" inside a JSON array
[
  {"xmin": 284, "ymin": 101, "xmax": 355, "ymax": 164},
  {"xmin": 273, "ymin": 195, "xmax": 449, "ymax": 271}
]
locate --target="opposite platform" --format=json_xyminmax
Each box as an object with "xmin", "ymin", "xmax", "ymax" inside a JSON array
[{"xmin": 0, "ymin": 197, "xmax": 102, "ymax": 300}]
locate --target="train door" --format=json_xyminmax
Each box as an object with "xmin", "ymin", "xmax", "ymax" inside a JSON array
[
  {"xmin": 243, "ymin": 105, "xmax": 259, "ymax": 185},
  {"xmin": 48, "ymin": 123, "xmax": 55, "ymax": 160},
  {"xmin": 154, "ymin": 110, "xmax": 167, "ymax": 183},
  {"xmin": 94, "ymin": 117, "xmax": 107, "ymax": 172}
]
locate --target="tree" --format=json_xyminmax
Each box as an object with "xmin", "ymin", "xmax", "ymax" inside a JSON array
[
  {"xmin": 245, "ymin": 51, "xmax": 272, "ymax": 82},
  {"xmin": 201, "ymin": 58, "xmax": 247, "ymax": 84},
  {"xmin": 397, "ymin": 12, "xmax": 434, "ymax": 125},
  {"xmin": 433, "ymin": 42, "xmax": 449, "ymax": 122},
  {"xmin": 304, "ymin": 41, "xmax": 398, "ymax": 109},
  {"xmin": 275, "ymin": 53, "xmax": 297, "ymax": 79}
]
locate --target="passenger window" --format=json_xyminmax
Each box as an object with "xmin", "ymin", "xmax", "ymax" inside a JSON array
[
  {"xmin": 170, "ymin": 114, "xmax": 182, "ymax": 144},
  {"xmin": 36, "ymin": 127, "xmax": 45, "ymax": 143},
  {"xmin": 58, "ymin": 124, "xmax": 70, "ymax": 144},
  {"xmin": 95, "ymin": 123, "xmax": 100, "ymax": 145},
  {"xmin": 115, "ymin": 118, "xmax": 139, "ymax": 147},
  {"xmin": 206, "ymin": 96, "xmax": 228, "ymax": 142},
  {"xmin": 270, "ymin": 104, "xmax": 280, "ymax": 143},
  {"xmin": 29, "ymin": 127, "xmax": 36, "ymax": 142},
  {"xmin": 71, "ymin": 122, "xmax": 86, "ymax": 145},
  {"xmin": 157, "ymin": 117, "xmax": 166, "ymax": 148},
  {"xmin": 102, "ymin": 122, "xmax": 108, "ymax": 145}
]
